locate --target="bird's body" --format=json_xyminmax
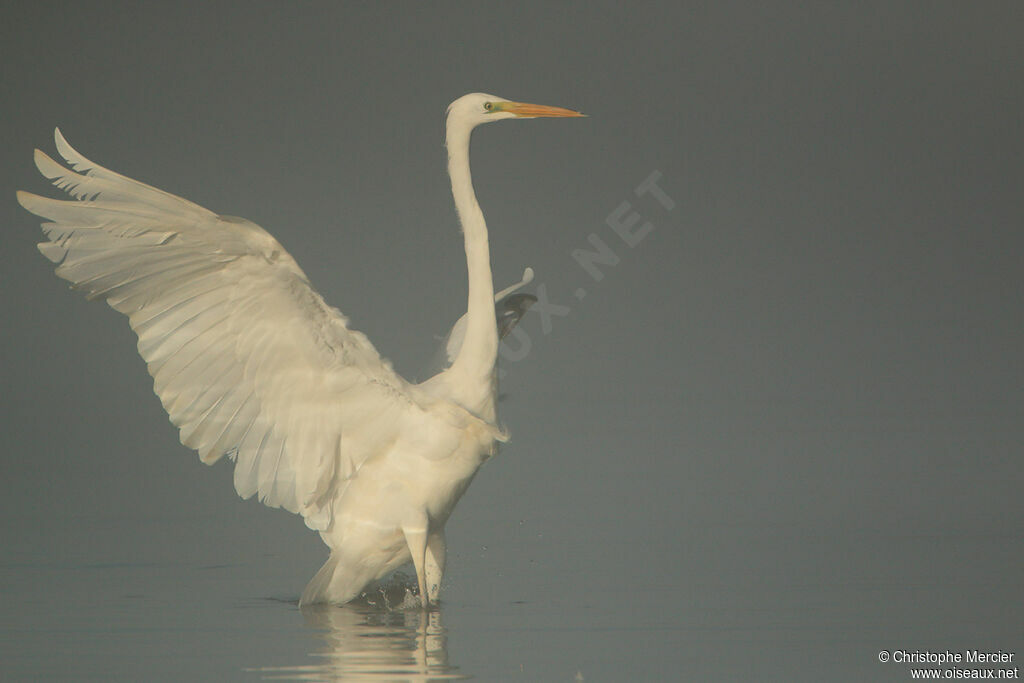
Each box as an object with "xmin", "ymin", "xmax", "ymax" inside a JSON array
[
  {"xmin": 18, "ymin": 93, "xmax": 583, "ymax": 606},
  {"xmin": 307, "ymin": 396, "xmax": 496, "ymax": 604}
]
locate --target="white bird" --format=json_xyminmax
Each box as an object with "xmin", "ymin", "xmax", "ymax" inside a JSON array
[{"xmin": 17, "ymin": 93, "xmax": 584, "ymax": 607}]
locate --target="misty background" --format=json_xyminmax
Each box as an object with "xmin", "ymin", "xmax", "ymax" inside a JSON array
[{"xmin": 1, "ymin": 2, "xmax": 1021, "ymax": 680}]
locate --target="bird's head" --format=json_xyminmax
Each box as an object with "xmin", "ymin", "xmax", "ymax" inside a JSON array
[{"xmin": 446, "ymin": 92, "xmax": 585, "ymax": 130}]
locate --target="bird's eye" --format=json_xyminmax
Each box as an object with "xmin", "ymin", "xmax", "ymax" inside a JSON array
[{"xmin": 483, "ymin": 102, "xmax": 493, "ymax": 112}]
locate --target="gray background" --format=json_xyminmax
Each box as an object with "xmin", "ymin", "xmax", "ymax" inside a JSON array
[{"xmin": 1, "ymin": 2, "xmax": 1021, "ymax": 681}]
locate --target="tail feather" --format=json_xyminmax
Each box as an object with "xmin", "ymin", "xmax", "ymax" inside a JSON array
[
  {"xmin": 299, "ymin": 554, "xmax": 341, "ymax": 607},
  {"xmin": 299, "ymin": 553, "xmax": 381, "ymax": 607}
]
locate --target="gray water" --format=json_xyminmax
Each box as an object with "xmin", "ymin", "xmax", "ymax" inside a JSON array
[{"xmin": 1, "ymin": 497, "xmax": 1018, "ymax": 681}]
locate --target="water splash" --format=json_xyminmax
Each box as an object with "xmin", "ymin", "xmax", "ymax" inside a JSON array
[{"xmin": 249, "ymin": 574, "xmax": 466, "ymax": 681}]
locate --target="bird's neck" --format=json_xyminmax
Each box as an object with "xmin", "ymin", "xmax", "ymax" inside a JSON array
[{"xmin": 444, "ymin": 121, "xmax": 498, "ymax": 412}]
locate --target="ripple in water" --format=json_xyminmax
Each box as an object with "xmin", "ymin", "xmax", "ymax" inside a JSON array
[{"xmin": 250, "ymin": 572, "xmax": 467, "ymax": 681}]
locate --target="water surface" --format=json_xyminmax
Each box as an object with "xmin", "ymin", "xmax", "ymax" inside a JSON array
[{"xmin": 1, "ymin": 511, "xmax": 1017, "ymax": 681}]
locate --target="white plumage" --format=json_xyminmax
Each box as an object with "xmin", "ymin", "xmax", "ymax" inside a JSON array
[{"xmin": 18, "ymin": 93, "xmax": 584, "ymax": 606}]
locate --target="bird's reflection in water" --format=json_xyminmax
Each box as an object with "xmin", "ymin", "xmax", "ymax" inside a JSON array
[{"xmin": 256, "ymin": 575, "xmax": 467, "ymax": 682}]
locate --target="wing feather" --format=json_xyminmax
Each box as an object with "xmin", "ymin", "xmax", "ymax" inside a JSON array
[{"xmin": 19, "ymin": 130, "xmax": 420, "ymax": 529}]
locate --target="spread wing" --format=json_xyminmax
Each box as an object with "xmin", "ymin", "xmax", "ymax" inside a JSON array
[{"xmin": 18, "ymin": 129, "xmax": 419, "ymax": 530}]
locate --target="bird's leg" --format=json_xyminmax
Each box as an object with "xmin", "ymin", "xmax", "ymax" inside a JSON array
[
  {"xmin": 425, "ymin": 529, "xmax": 446, "ymax": 603},
  {"xmin": 403, "ymin": 522, "xmax": 430, "ymax": 607}
]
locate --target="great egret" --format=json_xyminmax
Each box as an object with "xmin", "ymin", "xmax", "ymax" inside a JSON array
[{"xmin": 17, "ymin": 93, "xmax": 584, "ymax": 606}]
